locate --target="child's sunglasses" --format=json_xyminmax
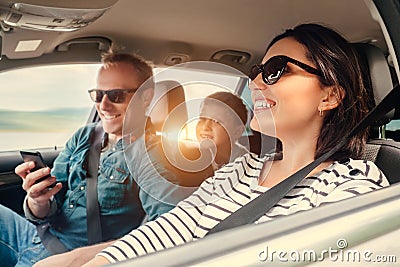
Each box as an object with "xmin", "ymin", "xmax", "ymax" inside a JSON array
[
  {"xmin": 248, "ymin": 55, "xmax": 323, "ymax": 85},
  {"xmin": 88, "ymin": 89, "xmax": 137, "ymax": 103}
]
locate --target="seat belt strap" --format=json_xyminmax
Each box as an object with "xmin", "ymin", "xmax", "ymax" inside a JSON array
[
  {"xmin": 207, "ymin": 84, "xmax": 400, "ymax": 235},
  {"xmin": 86, "ymin": 122, "xmax": 104, "ymax": 244},
  {"xmin": 35, "ymin": 122, "xmax": 105, "ymax": 252},
  {"xmin": 36, "ymin": 222, "xmax": 68, "ymax": 254}
]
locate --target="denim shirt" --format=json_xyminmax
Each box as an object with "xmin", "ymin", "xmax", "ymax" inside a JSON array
[{"xmin": 25, "ymin": 122, "xmax": 194, "ymax": 250}]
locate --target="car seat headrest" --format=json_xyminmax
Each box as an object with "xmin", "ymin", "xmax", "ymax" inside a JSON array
[
  {"xmin": 148, "ymin": 80, "xmax": 187, "ymax": 133},
  {"xmin": 353, "ymin": 43, "xmax": 394, "ymax": 126}
]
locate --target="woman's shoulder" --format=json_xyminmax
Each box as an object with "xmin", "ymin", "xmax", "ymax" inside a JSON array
[
  {"xmin": 310, "ymin": 158, "xmax": 390, "ymax": 205},
  {"xmin": 323, "ymin": 157, "xmax": 389, "ymax": 187},
  {"xmin": 333, "ymin": 158, "xmax": 381, "ymax": 175}
]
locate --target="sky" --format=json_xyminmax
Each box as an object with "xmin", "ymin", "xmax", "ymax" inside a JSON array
[{"xmin": 0, "ymin": 63, "xmax": 100, "ymax": 111}]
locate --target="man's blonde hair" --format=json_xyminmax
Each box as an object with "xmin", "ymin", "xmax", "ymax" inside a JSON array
[{"xmin": 101, "ymin": 50, "xmax": 154, "ymax": 88}]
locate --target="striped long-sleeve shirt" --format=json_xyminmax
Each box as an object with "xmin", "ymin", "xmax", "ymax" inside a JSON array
[{"xmin": 98, "ymin": 153, "xmax": 389, "ymax": 262}]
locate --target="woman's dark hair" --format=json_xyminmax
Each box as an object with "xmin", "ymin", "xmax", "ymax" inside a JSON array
[{"xmin": 267, "ymin": 23, "xmax": 371, "ymax": 160}]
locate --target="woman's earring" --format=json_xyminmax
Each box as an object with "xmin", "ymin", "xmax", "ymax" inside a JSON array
[{"xmin": 319, "ymin": 108, "xmax": 324, "ymax": 117}]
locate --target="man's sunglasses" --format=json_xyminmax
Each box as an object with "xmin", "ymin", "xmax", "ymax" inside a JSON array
[
  {"xmin": 248, "ymin": 55, "xmax": 323, "ymax": 85},
  {"xmin": 88, "ymin": 89, "xmax": 137, "ymax": 103}
]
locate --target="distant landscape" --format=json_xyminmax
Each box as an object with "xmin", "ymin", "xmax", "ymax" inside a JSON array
[
  {"xmin": 0, "ymin": 107, "xmax": 91, "ymax": 132},
  {"xmin": 0, "ymin": 107, "xmax": 92, "ymax": 150}
]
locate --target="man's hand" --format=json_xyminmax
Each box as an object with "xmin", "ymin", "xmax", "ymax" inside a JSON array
[
  {"xmin": 33, "ymin": 241, "xmax": 114, "ymax": 267},
  {"xmin": 15, "ymin": 161, "xmax": 62, "ymax": 218}
]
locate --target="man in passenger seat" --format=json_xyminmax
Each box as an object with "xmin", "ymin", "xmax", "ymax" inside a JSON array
[{"xmin": 1, "ymin": 51, "xmax": 194, "ymax": 266}]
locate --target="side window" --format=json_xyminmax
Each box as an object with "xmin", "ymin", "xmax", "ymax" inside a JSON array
[
  {"xmin": 239, "ymin": 82, "xmax": 254, "ymax": 136},
  {"xmin": 0, "ymin": 64, "xmax": 101, "ymax": 152},
  {"xmin": 386, "ymin": 120, "xmax": 400, "ymax": 141}
]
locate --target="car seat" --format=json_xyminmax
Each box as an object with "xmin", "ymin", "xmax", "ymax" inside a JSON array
[
  {"xmin": 148, "ymin": 80, "xmax": 214, "ymax": 187},
  {"xmin": 355, "ymin": 43, "xmax": 400, "ymax": 184},
  {"xmin": 148, "ymin": 80, "xmax": 188, "ymax": 133}
]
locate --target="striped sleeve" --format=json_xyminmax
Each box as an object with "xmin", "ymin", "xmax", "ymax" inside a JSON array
[{"xmin": 97, "ymin": 175, "xmax": 216, "ymax": 263}]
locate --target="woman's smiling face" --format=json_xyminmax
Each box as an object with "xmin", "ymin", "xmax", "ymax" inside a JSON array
[{"xmin": 249, "ymin": 37, "xmax": 327, "ymax": 139}]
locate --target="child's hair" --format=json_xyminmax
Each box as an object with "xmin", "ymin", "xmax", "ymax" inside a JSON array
[{"xmin": 203, "ymin": 91, "xmax": 248, "ymax": 125}]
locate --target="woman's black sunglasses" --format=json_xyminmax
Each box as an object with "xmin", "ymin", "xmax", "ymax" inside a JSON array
[
  {"xmin": 88, "ymin": 89, "xmax": 137, "ymax": 103},
  {"xmin": 248, "ymin": 55, "xmax": 323, "ymax": 85}
]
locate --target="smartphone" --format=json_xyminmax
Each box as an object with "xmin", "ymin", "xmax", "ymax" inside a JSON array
[{"xmin": 20, "ymin": 150, "xmax": 54, "ymax": 187}]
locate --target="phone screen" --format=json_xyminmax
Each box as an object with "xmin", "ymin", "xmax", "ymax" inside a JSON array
[{"xmin": 20, "ymin": 150, "xmax": 53, "ymax": 185}]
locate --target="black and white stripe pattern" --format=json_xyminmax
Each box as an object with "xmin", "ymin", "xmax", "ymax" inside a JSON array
[{"xmin": 99, "ymin": 153, "xmax": 389, "ymax": 262}]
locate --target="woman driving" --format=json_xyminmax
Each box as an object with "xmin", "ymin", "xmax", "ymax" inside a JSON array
[{"xmin": 36, "ymin": 23, "xmax": 390, "ymax": 267}]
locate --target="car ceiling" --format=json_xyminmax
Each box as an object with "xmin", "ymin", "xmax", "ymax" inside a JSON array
[{"xmin": 0, "ymin": 0, "xmax": 386, "ymax": 75}]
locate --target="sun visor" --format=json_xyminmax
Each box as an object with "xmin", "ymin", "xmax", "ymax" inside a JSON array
[{"xmin": 0, "ymin": 1, "xmax": 119, "ymax": 32}]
